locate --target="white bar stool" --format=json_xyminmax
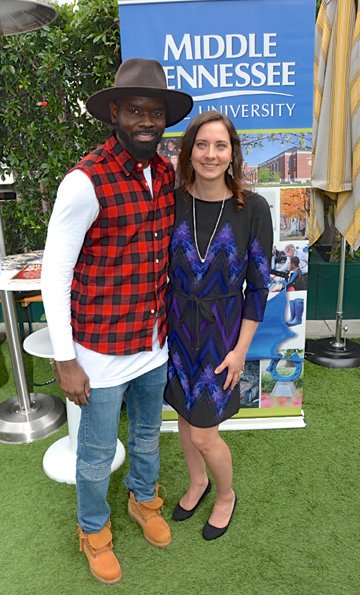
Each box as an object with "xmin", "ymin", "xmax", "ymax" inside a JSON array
[{"xmin": 23, "ymin": 327, "xmax": 126, "ymax": 484}]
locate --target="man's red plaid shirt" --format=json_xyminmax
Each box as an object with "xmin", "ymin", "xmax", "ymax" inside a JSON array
[{"xmin": 70, "ymin": 134, "xmax": 175, "ymax": 355}]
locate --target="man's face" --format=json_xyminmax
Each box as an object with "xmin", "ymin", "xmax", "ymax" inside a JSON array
[{"xmin": 109, "ymin": 95, "xmax": 166, "ymax": 163}]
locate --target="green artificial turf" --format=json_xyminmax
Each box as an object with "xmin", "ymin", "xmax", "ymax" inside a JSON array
[{"xmin": 0, "ymin": 337, "xmax": 359, "ymax": 595}]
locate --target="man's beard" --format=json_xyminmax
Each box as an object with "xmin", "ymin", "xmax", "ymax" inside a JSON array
[{"xmin": 115, "ymin": 126, "xmax": 163, "ymax": 161}]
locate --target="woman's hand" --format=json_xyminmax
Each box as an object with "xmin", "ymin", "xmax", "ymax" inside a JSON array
[{"xmin": 214, "ymin": 350, "xmax": 246, "ymax": 390}]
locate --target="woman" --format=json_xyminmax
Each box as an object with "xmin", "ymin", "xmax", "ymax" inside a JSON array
[{"xmin": 165, "ymin": 112, "xmax": 273, "ymax": 540}]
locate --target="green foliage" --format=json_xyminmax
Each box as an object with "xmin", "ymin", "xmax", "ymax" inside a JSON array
[
  {"xmin": 257, "ymin": 167, "xmax": 281, "ymax": 184},
  {"xmin": 241, "ymin": 131, "xmax": 309, "ymax": 156},
  {"xmin": 261, "ymin": 371, "xmax": 276, "ymax": 393},
  {"xmin": 331, "ymin": 244, "xmax": 360, "ymax": 263},
  {"xmin": 0, "ymin": 0, "xmax": 120, "ymax": 253}
]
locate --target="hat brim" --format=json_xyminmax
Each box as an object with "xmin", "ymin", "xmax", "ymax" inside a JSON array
[{"xmin": 86, "ymin": 87, "xmax": 193, "ymax": 128}]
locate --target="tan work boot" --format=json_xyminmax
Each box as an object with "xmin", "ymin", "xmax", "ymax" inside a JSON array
[
  {"xmin": 128, "ymin": 485, "xmax": 171, "ymax": 548},
  {"xmin": 77, "ymin": 519, "xmax": 122, "ymax": 584}
]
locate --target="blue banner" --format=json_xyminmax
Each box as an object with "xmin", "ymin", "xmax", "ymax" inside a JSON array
[
  {"xmin": 119, "ymin": 0, "xmax": 315, "ymax": 133},
  {"xmin": 119, "ymin": 0, "xmax": 312, "ymax": 427}
]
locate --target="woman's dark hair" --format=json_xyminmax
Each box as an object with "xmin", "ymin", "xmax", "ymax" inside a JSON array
[{"xmin": 177, "ymin": 111, "xmax": 250, "ymax": 209}]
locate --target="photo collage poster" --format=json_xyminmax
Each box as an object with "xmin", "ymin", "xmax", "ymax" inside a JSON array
[{"xmin": 118, "ymin": 0, "xmax": 315, "ymax": 427}]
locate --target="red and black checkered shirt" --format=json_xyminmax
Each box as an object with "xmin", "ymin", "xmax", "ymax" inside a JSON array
[{"xmin": 70, "ymin": 134, "xmax": 175, "ymax": 355}]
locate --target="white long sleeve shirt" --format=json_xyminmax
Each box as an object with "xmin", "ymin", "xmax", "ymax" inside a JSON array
[{"xmin": 41, "ymin": 168, "xmax": 168, "ymax": 388}]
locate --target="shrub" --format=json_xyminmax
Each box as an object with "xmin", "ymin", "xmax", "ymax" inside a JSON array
[{"xmin": 0, "ymin": 0, "xmax": 120, "ymax": 253}]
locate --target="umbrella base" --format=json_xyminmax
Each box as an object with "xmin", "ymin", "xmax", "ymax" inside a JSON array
[{"xmin": 305, "ymin": 337, "xmax": 360, "ymax": 369}]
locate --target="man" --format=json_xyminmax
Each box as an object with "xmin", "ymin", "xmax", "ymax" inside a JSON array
[{"xmin": 41, "ymin": 58, "xmax": 192, "ymax": 585}]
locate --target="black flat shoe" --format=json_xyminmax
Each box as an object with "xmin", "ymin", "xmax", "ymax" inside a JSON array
[
  {"xmin": 172, "ymin": 480, "xmax": 212, "ymax": 521},
  {"xmin": 202, "ymin": 492, "xmax": 237, "ymax": 540}
]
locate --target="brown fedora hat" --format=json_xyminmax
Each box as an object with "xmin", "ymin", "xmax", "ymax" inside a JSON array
[{"xmin": 86, "ymin": 57, "xmax": 193, "ymax": 127}]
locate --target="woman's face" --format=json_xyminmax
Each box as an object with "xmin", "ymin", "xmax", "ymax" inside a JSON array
[{"xmin": 190, "ymin": 121, "xmax": 232, "ymax": 184}]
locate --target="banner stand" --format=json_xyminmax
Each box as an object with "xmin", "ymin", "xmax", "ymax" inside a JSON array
[
  {"xmin": 119, "ymin": 0, "xmax": 315, "ymax": 431},
  {"xmin": 161, "ymin": 412, "xmax": 306, "ymax": 432}
]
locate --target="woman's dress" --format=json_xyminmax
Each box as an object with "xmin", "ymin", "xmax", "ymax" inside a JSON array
[{"xmin": 164, "ymin": 189, "xmax": 273, "ymax": 428}]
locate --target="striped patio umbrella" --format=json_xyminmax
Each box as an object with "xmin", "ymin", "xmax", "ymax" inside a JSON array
[{"xmin": 309, "ymin": 0, "xmax": 360, "ymax": 250}]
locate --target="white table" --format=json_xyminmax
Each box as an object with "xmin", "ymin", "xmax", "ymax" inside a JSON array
[
  {"xmin": 0, "ymin": 252, "xmax": 66, "ymax": 443},
  {"xmin": 23, "ymin": 327, "xmax": 125, "ymax": 484}
]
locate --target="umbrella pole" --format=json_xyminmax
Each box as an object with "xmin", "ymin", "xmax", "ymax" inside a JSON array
[
  {"xmin": 333, "ymin": 234, "xmax": 346, "ymax": 347},
  {"xmin": 305, "ymin": 234, "xmax": 360, "ymax": 368}
]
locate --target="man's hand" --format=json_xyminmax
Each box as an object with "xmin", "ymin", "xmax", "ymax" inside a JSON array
[{"xmin": 52, "ymin": 359, "xmax": 90, "ymax": 406}]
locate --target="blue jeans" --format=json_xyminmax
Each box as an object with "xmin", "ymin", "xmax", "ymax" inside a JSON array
[{"xmin": 76, "ymin": 362, "xmax": 167, "ymax": 533}]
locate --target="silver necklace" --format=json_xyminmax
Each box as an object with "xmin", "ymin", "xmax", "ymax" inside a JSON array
[{"xmin": 192, "ymin": 189, "xmax": 226, "ymax": 263}]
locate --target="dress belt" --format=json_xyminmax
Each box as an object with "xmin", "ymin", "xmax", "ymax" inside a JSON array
[{"xmin": 173, "ymin": 287, "xmax": 243, "ymax": 351}]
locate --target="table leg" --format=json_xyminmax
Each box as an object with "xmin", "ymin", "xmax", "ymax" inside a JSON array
[{"xmin": 0, "ymin": 289, "xmax": 66, "ymax": 444}]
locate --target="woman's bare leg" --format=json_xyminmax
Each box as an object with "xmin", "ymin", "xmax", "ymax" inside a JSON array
[
  {"xmin": 189, "ymin": 425, "xmax": 235, "ymax": 527},
  {"xmin": 177, "ymin": 415, "xmax": 208, "ymax": 509}
]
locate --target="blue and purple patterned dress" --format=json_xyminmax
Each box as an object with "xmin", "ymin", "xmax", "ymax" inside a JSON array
[{"xmin": 164, "ymin": 189, "xmax": 273, "ymax": 427}]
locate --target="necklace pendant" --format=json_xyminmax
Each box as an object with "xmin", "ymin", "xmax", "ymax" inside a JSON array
[{"xmin": 192, "ymin": 192, "xmax": 226, "ymax": 264}]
